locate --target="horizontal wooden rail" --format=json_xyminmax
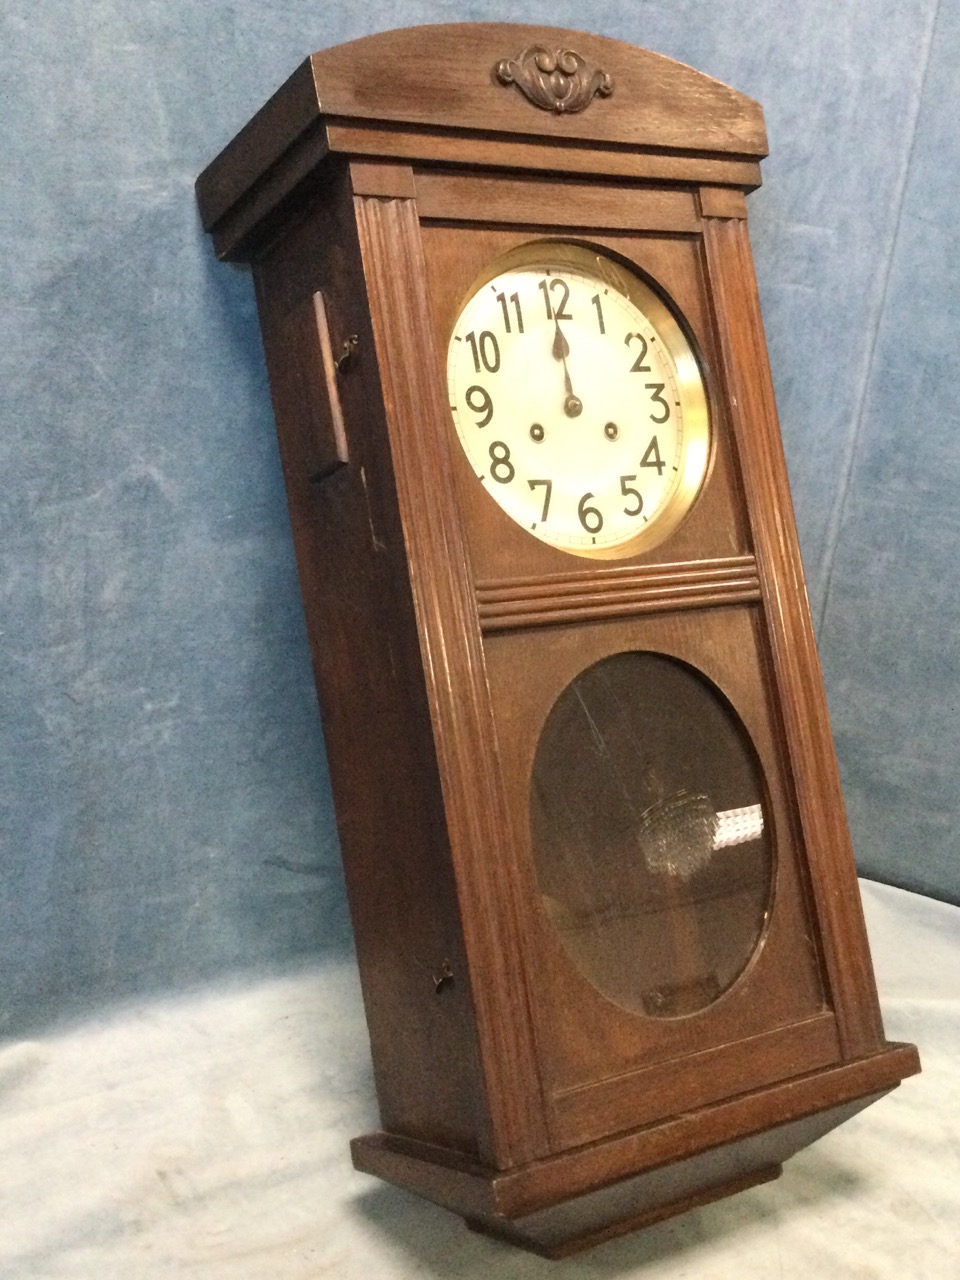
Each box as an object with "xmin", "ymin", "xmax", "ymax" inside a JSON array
[{"xmin": 476, "ymin": 556, "xmax": 761, "ymax": 632}]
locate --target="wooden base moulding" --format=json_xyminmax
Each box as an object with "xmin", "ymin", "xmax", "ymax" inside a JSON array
[{"xmin": 353, "ymin": 1043, "xmax": 917, "ymax": 1258}]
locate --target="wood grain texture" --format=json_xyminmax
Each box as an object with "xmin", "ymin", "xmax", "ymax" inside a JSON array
[
  {"xmin": 415, "ymin": 172, "xmax": 700, "ymax": 232},
  {"xmin": 350, "ymin": 159, "xmax": 416, "ymax": 198},
  {"xmin": 550, "ymin": 1012, "xmax": 840, "ymax": 1146},
  {"xmin": 466, "ymin": 1165, "xmax": 782, "ymax": 1259},
  {"xmin": 699, "ymin": 185, "xmax": 748, "ymax": 219},
  {"xmin": 700, "ymin": 213, "xmax": 886, "ymax": 1058},
  {"xmin": 308, "ymin": 25, "xmax": 767, "ymax": 153},
  {"xmin": 352, "ymin": 189, "xmax": 550, "ymax": 1168}
]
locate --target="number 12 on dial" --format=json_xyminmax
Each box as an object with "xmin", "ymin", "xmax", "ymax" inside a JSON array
[{"xmin": 447, "ymin": 243, "xmax": 710, "ymax": 559}]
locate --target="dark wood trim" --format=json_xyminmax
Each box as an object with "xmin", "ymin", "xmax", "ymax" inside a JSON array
[
  {"xmin": 195, "ymin": 58, "xmax": 320, "ymax": 231},
  {"xmin": 203, "ymin": 120, "xmax": 329, "ymax": 261},
  {"xmin": 700, "ymin": 214, "xmax": 886, "ymax": 1058},
  {"xmin": 307, "ymin": 24, "xmax": 767, "ymax": 154},
  {"xmin": 195, "ymin": 24, "xmax": 769, "ymax": 262},
  {"xmin": 466, "ymin": 1164, "xmax": 783, "ymax": 1258}
]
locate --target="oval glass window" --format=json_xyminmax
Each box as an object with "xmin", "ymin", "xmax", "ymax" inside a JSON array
[{"xmin": 530, "ymin": 652, "xmax": 773, "ymax": 1018}]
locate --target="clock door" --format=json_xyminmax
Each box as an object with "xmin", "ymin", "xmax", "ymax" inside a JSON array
[
  {"xmin": 419, "ymin": 181, "xmax": 841, "ymax": 1150},
  {"xmin": 483, "ymin": 609, "xmax": 832, "ymax": 1149}
]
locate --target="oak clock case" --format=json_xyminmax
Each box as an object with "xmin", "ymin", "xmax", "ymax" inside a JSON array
[{"xmin": 196, "ymin": 23, "xmax": 919, "ymax": 1259}]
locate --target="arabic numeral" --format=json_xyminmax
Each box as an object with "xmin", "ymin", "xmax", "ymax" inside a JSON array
[
  {"xmin": 625, "ymin": 332, "xmax": 651, "ymax": 372},
  {"xmin": 620, "ymin": 475, "xmax": 643, "ymax": 517},
  {"xmin": 465, "ymin": 330, "xmax": 500, "ymax": 374},
  {"xmin": 465, "ymin": 385, "xmax": 493, "ymax": 427},
  {"xmin": 489, "ymin": 441, "xmax": 515, "ymax": 483},
  {"xmin": 645, "ymin": 383, "xmax": 671, "ymax": 424},
  {"xmin": 578, "ymin": 492, "xmax": 603, "ymax": 534},
  {"xmin": 528, "ymin": 479, "xmax": 552, "ymax": 522},
  {"xmin": 539, "ymin": 276, "xmax": 572, "ymax": 320},
  {"xmin": 496, "ymin": 291, "xmax": 524, "ymax": 334},
  {"xmin": 640, "ymin": 436, "xmax": 665, "ymax": 475}
]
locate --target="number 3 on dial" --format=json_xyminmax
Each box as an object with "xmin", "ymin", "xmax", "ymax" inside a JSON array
[{"xmin": 447, "ymin": 243, "xmax": 710, "ymax": 559}]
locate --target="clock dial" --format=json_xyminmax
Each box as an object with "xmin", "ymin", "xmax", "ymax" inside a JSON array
[{"xmin": 447, "ymin": 243, "xmax": 710, "ymax": 559}]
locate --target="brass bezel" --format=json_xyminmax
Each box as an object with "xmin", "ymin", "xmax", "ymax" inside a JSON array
[{"xmin": 448, "ymin": 240, "xmax": 711, "ymax": 560}]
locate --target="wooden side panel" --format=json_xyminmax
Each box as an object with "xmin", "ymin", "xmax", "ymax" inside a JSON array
[
  {"xmin": 700, "ymin": 211, "xmax": 886, "ymax": 1057},
  {"xmin": 352, "ymin": 181, "xmax": 551, "ymax": 1168},
  {"xmin": 251, "ymin": 166, "xmax": 488, "ymax": 1158}
]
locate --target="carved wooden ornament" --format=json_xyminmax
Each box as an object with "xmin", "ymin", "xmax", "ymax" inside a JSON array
[{"xmin": 494, "ymin": 44, "xmax": 614, "ymax": 113}]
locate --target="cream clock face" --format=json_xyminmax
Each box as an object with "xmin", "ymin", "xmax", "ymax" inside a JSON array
[{"xmin": 447, "ymin": 243, "xmax": 710, "ymax": 559}]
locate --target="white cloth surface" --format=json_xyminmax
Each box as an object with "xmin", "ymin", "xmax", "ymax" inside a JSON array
[{"xmin": 1, "ymin": 880, "xmax": 957, "ymax": 1278}]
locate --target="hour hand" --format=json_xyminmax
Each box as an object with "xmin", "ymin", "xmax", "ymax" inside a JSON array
[{"xmin": 552, "ymin": 318, "xmax": 570, "ymax": 364}]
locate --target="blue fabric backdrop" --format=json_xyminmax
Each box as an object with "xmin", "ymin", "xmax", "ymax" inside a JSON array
[{"xmin": 1, "ymin": 1, "xmax": 957, "ymax": 1037}]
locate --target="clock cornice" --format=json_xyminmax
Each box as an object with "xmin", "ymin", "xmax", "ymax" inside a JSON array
[{"xmin": 196, "ymin": 23, "xmax": 768, "ymax": 261}]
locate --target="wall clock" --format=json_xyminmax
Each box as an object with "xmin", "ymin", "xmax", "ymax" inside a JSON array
[{"xmin": 196, "ymin": 23, "xmax": 920, "ymax": 1257}]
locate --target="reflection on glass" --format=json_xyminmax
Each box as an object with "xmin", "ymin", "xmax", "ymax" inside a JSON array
[{"xmin": 530, "ymin": 652, "xmax": 773, "ymax": 1018}]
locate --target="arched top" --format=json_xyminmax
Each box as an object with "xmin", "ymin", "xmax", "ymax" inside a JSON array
[{"xmin": 305, "ymin": 24, "xmax": 766, "ymax": 155}]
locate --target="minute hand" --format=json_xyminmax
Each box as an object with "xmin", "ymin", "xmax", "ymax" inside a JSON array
[{"xmin": 552, "ymin": 319, "xmax": 583, "ymax": 418}]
